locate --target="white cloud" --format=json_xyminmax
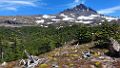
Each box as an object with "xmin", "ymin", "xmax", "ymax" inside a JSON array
[
  {"xmin": 4, "ymin": 7, "xmax": 17, "ymax": 11},
  {"xmin": 2, "ymin": 1, "xmax": 37, "ymax": 7},
  {"xmin": 67, "ymin": 0, "xmax": 80, "ymax": 8},
  {"xmin": 75, "ymin": 0, "xmax": 80, "ymax": 3},
  {"xmin": 75, "ymin": 0, "xmax": 86, "ymax": 4},
  {"xmin": 98, "ymin": 5, "xmax": 120, "ymax": 14},
  {"xmin": 0, "ymin": 0, "xmax": 44, "ymax": 11},
  {"xmin": 68, "ymin": 0, "xmax": 86, "ymax": 8}
]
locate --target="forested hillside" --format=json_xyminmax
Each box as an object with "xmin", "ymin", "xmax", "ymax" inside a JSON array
[{"xmin": 0, "ymin": 22, "xmax": 119, "ymax": 62}]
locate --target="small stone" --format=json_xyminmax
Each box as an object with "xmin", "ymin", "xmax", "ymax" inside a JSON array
[{"xmin": 1, "ymin": 62, "xmax": 7, "ymax": 66}]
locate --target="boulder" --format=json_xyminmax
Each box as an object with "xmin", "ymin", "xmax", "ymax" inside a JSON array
[{"xmin": 109, "ymin": 38, "xmax": 120, "ymax": 57}]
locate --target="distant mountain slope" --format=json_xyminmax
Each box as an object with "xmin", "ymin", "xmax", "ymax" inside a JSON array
[{"xmin": 0, "ymin": 4, "xmax": 119, "ymax": 27}]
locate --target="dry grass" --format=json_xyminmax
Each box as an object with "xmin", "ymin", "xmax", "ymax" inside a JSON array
[{"xmin": 1, "ymin": 42, "xmax": 119, "ymax": 68}]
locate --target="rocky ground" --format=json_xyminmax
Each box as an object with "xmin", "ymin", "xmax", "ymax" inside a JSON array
[{"xmin": 0, "ymin": 42, "xmax": 120, "ymax": 68}]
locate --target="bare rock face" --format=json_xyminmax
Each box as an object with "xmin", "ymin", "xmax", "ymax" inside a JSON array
[
  {"xmin": 61, "ymin": 4, "xmax": 97, "ymax": 16},
  {"xmin": 109, "ymin": 38, "xmax": 120, "ymax": 57}
]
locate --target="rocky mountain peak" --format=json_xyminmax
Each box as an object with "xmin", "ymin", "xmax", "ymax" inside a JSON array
[
  {"xmin": 61, "ymin": 4, "xmax": 97, "ymax": 16},
  {"xmin": 74, "ymin": 4, "xmax": 88, "ymax": 10}
]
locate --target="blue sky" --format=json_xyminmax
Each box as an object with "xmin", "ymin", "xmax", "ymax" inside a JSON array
[{"xmin": 0, "ymin": 0, "xmax": 120, "ymax": 16}]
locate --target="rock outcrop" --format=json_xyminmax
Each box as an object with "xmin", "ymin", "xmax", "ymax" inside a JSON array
[{"xmin": 109, "ymin": 38, "xmax": 120, "ymax": 57}]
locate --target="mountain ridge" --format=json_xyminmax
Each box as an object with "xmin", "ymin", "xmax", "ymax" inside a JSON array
[
  {"xmin": 61, "ymin": 4, "xmax": 97, "ymax": 16},
  {"xmin": 0, "ymin": 4, "xmax": 119, "ymax": 27}
]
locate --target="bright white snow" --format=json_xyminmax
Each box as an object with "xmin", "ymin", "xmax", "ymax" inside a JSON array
[
  {"xmin": 36, "ymin": 19, "xmax": 45, "ymax": 24},
  {"xmin": 43, "ymin": 15, "xmax": 56, "ymax": 19}
]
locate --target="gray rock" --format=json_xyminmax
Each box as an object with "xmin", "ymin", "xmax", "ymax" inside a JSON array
[{"xmin": 109, "ymin": 38, "xmax": 120, "ymax": 56}]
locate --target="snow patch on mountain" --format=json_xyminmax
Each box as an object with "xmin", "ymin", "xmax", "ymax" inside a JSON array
[
  {"xmin": 102, "ymin": 16, "xmax": 118, "ymax": 22},
  {"xmin": 77, "ymin": 16, "xmax": 94, "ymax": 20},
  {"xmin": 43, "ymin": 15, "xmax": 56, "ymax": 19},
  {"xmin": 36, "ymin": 19, "xmax": 45, "ymax": 24}
]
